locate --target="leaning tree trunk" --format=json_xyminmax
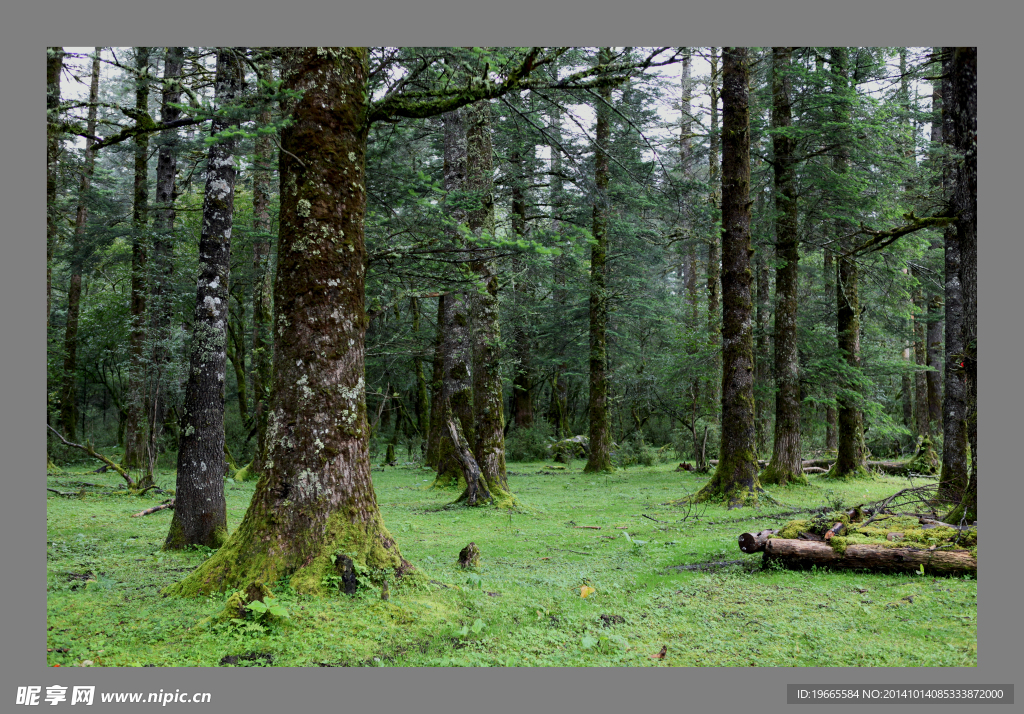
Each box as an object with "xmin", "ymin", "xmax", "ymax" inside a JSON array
[
  {"xmin": 761, "ymin": 47, "xmax": 806, "ymax": 486},
  {"xmin": 584, "ymin": 47, "xmax": 614, "ymax": 474},
  {"xmin": 165, "ymin": 49, "xmax": 243, "ymax": 550},
  {"xmin": 465, "ymin": 98, "xmax": 512, "ymax": 505},
  {"xmin": 943, "ymin": 47, "xmax": 976, "ymax": 525},
  {"xmin": 149, "ymin": 46, "xmax": 185, "ymax": 463},
  {"xmin": 166, "ymin": 48, "xmax": 410, "ymax": 595},
  {"xmin": 825, "ymin": 47, "xmax": 868, "ymax": 480},
  {"xmin": 694, "ymin": 47, "xmax": 761, "ymax": 506},
  {"xmin": 432, "ymin": 107, "xmax": 476, "ymax": 490},
  {"xmin": 59, "ymin": 49, "xmax": 100, "ymax": 441}
]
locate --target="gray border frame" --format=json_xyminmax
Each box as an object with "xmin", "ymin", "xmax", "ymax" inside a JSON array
[{"xmin": 5, "ymin": 2, "xmax": 1019, "ymax": 712}]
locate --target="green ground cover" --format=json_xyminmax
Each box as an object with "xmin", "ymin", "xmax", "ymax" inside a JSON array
[{"xmin": 46, "ymin": 460, "xmax": 976, "ymax": 667}]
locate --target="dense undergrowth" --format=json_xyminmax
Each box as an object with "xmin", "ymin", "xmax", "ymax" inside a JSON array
[{"xmin": 46, "ymin": 458, "xmax": 976, "ymax": 667}]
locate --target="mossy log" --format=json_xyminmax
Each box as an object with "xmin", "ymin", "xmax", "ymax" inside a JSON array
[
  {"xmin": 761, "ymin": 538, "xmax": 976, "ymax": 576},
  {"xmin": 738, "ymin": 529, "xmax": 778, "ymax": 554}
]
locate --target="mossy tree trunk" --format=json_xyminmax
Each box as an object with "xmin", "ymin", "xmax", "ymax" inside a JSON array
[
  {"xmin": 166, "ymin": 48, "xmax": 411, "ymax": 594},
  {"xmin": 164, "ymin": 49, "xmax": 244, "ymax": 551},
  {"xmin": 584, "ymin": 47, "xmax": 614, "ymax": 474},
  {"xmin": 465, "ymin": 98, "xmax": 511, "ymax": 502},
  {"xmin": 822, "ymin": 245, "xmax": 838, "ymax": 450},
  {"xmin": 694, "ymin": 47, "xmax": 761, "ymax": 506},
  {"xmin": 59, "ymin": 49, "xmax": 99, "ymax": 441},
  {"xmin": 546, "ymin": 103, "xmax": 571, "ymax": 439},
  {"xmin": 149, "ymin": 47, "xmax": 185, "ymax": 462},
  {"xmin": 943, "ymin": 47, "xmax": 976, "ymax": 524},
  {"xmin": 824, "ymin": 48, "xmax": 868, "ymax": 480},
  {"xmin": 509, "ymin": 111, "xmax": 535, "ymax": 431},
  {"xmin": 433, "ymin": 107, "xmax": 475, "ymax": 489},
  {"xmin": 123, "ymin": 47, "xmax": 153, "ymax": 482},
  {"xmin": 912, "ymin": 272, "xmax": 930, "ymax": 437},
  {"xmin": 761, "ymin": 47, "xmax": 806, "ymax": 487}
]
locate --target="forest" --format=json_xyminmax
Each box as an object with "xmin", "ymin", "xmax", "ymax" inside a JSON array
[{"xmin": 45, "ymin": 46, "xmax": 977, "ymax": 668}]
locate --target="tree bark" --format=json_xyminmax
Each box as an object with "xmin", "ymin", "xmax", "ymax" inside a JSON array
[
  {"xmin": 410, "ymin": 297, "xmax": 430, "ymax": 445},
  {"xmin": 705, "ymin": 49, "xmax": 722, "ymax": 419},
  {"xmin": 59, "ymin": 49, "xmax": 100, "ymax": 441},
  {"xmin": 825, "ymin": 48, "xmax": 868, "ymax": 479},
  {"xmin": 123, "ymin": 47, "xmax": 153, "ymax": 479},
  {"xmin": 761, "ymin": 47, "xmax": 805, "ymax": 486},
  {"xmin": 762, "ymin": 537, "xmax": 975, "ymax": 576},
  {"xmin": 584, "ymin": 48, "xmax": 615, "ymax": 473},
  {"xmin": 695, "ymin": 48, "xmax": 760, "ymax": 506},
  {"xmin": 47, "ymin": 47, "xmax": 63, "ymax": 350},
  {"xmin": 166, "ymin": 48, "xmax": 411, "ymax": 595},
  {"xmin": 433, "ymin": 107, "xmax": 476, "ymax": 489},
  {"xmin": 149, "ymin": 46, "xmax": 185, "ymax": 463},
  {"xmin": 943, "ymin": 47, "xmax": 977, "ymax": 524},
  {"xmin": 912, "ymin": 272, "xmax": 930, "ymax": 437},
  {"xmin": 465, "ymin": 98, "xmax": 511, "ymax": 502},
  {"xmin": 164, "ymin": 49, "xmax": 243, "ymax": 550}
]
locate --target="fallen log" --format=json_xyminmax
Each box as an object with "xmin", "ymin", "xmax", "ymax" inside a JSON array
[
  {"xmin": 738, "ymin": 529, "xmax": 779, "ymax": 554},
  {"xmin": 762, "ymin": 537, "xmax": 975, "ymax": 576},
  {"xmin": 131, "ymin": 500, "xmax": 174, "ymax": 517}
]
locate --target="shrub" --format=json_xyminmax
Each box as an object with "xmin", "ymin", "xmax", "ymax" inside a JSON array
[{"xmin": 505, "ymin": 421, "xmax": 555, "ymax": 462}]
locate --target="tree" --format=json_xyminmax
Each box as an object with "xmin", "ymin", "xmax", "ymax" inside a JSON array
[
  {"xmin": 760, "ymin": 47, "xmax": 806, "ymax": 486},
  {"xmin": 943, "ymin": 47, "xmax": 977, "ymax": 524},
  {"xmin": 59, "ymin": 49, "xmax": 100, "ymax": 441},
  {"xmin": 584, "ymin": 47, "xmax": 615, "ymax": 473},
  {"xmin": 824, "ymin": 47, "xmax": 869, "ymax": 480},
  {"xmin": 164, "ymin": 48, "xmax": 245, "ymax": 550},
  {"xmin": 694, "ymin": 47, "xmax": 760, "ymax": 506},
  {"xmin": 465, "ymin": 98, "xmax": 512, "ymax": 503},
  {"xmin": 122, "ymin": 47, "xmax": 153, "ymax": 479},
  {"xmin": 46, "ymin": 47, "xmax": 64, "ymax": 361}
]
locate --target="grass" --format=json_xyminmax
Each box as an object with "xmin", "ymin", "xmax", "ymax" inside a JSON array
[{"xmin": 46, "ymin": 458, "xmax": 977, "ymax": 667}]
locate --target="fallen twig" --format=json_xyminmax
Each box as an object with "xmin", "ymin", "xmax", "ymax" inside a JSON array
[
  {"xmin": 131, "ymin": 500, "xmax": 174, "ymax": 517},
  {"xmin": 47, "ymin": 424, "xmax": 135, "ymax": 488}
]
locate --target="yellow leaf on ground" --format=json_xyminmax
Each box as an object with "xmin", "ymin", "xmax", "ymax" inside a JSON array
[{"xmin": 580, "ymin": 585, "xmax": 596, "ymax": 599}]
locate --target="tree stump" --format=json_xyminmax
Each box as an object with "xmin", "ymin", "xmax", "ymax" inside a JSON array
[{"xmin": 458, "ymin": 542, "xmax": 480, "ymax": 568}]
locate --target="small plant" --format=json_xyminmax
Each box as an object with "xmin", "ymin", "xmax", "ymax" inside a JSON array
[
  {"xmin": 464, "ymin": 572, "xmax": 483, "ymax": 590},
  {"xmin": 456, "ymin": 618, "xmax": 486, "ymax": 638},
  {"xmin": 245, "ymin": 596, "xmax": 289, "ymax": 623}
]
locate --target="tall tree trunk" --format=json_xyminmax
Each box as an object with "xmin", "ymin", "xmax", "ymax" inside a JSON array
[
  {"xmin": 47, "ymin": 47, "xmax": 63, "ymax": 366},
  {"xmin": 166, "ymin": 48, "xmax": 411, "ymax": 595},
  {"xmin": 823, "ymin": 245, "xmax": 838, "ymax": 450},
  {"xmin": 926, "ymin": 292, "xmax": 944, "ymax": 432},
  {"xmin": 59, "ymin": 49, "xmax": 99, "ymax": 440},
  {"xmin": 509, "ymin": 106, "xmax": 534, "ymax": 431},
  {"xmin": 826, "ymin": 47, "xmax": 868, "ymax": 479},
  {"xmin": 465, "ymin": 98, "xmax": 511, "ymax": 503},
  {"xmin": 706, "ymin": 48, "xmax": 722, "ymax": 420},
  {"xmin": 164, "ymin": 49, "xmax": 244, "ymax": 550},
  {"xmin": 547, "ymin": 103, "xmax": 570, "ymax": 438},
  {"xmin": 584, "ymin": 47, "xmax": 614, "ymax": 473},
  {"xmin": 761, "ymin": 47, "xmax": 805, "ymax": 486},
  {"xmin": 754, "ymin": 234, "xmax": 771, "ymax": 456},
  {"xmin": 912, "ymin": 272, "xmax": 930, "ymax": 437},
  {"xmin": 250, "ymin": 55, "xmax": 276, "ymax": 477},
  {"xmin": 433, "ymin": 107, "xmax": 476, "ymax": 489},
  {"xmin": 149, "ymin": 46, "xmax": 185, "ymax": 463},
  {"xmin": 410, "ymin": 297, "xmax": 430, "ymax": 447},
  {"xmin": 123, "ymin": 47, "xmax": 153, "ymax": 480},
  {"xmin": 424, "ymin": 294, "xmax": 445, "ymax": 468},
  {"xmin": 943, "ymin": 47, "xmax": 976, "ymax": 524},
  {"xmin": 695, "ymin": 47, "xmax": 760, "ymax": 506}
]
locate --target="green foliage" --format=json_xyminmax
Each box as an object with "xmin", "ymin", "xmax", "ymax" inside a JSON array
[{"xmin": 504, "ymin": 421, "xmax": 555, "ymax": 462}]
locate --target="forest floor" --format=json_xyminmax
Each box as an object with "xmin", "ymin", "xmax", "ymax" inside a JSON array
[{"xmin": 46, "ymin": 458, "xmax": 977, "ymax": 667}]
